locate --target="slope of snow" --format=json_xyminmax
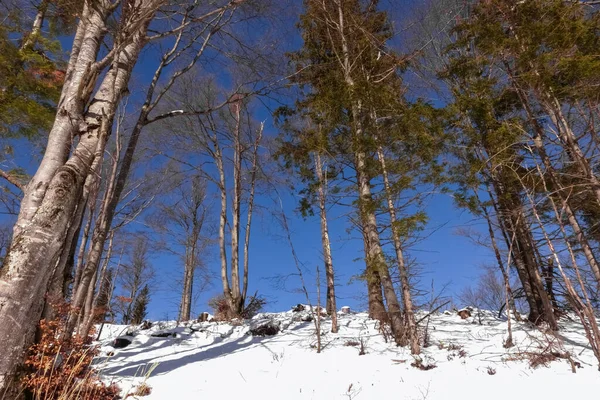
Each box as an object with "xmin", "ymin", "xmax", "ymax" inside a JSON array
[{"xmin": 95, "ymin": 309, "xmax": 600, "ymax": 399}]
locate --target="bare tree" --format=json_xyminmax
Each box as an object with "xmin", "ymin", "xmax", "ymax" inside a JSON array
[
  {"xmin": 149, "ymin": 176, "xmax": 212, "ymax": 321},
  {"xmin": 114, "ymin": 235, "xmax": 154, "ymax": 325},
  {"xmin": 0, "ymin": 0, "xmax": 251, "ymax": 387}
]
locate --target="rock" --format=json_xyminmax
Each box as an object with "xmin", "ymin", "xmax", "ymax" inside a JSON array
[
  {"xmin": 151, "ymin": 332, "xmax": 176, "ymax": 338},
  {"xmin": 197, "ymin": 312, "xmax": 210, "ymax": 322},
  {"xmin": 140, "ymin": 320, "xmax": 153, "ymax": 330},
  {"xmin": 341, "ymin": 306, "xmax": 351, "ymax": 314},
  {"xmin": 457, "ymin": 309, "xmax": 471, "ymax": 319},
  {"xmin": 315, "ymin": 306, "xmax": 327, "ymax": 316},
  {"xmin": 249, "ymin": 319, "xmax": 280, "ymax": 336},
  {"xmin": 112, "ymin": 337, "xmax": 132, "ymax": 349},
  {"xmin": 292, "ymin": 304, "xmax": 305, "ymax": 312}
]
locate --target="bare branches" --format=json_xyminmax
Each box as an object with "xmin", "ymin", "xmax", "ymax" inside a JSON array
[{"xmin": 0, "ymin": 169, "xmax": 25, "ymax": 191}]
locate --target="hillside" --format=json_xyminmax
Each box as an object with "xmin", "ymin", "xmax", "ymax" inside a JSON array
[{"xmin": 97, "ymin": 308, "xmax": 600, "ymax": 400}]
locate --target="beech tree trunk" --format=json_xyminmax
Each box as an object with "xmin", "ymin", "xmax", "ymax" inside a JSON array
[
  {"xmin": 0, "ymin": 1, "xmax": 159, "ymax": 389},
  {"xmin": 65, "ymin": 14, "xmax": 158, "ymax": 337}
]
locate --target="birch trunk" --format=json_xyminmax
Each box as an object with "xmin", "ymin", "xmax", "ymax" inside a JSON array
[
  {"xmin": 505, "ymin": 66, "xmax": 600, "ymax": 286},
  {"xmin": 523, "ymin": 166, "xmax": 600, "ymax": 365},
  {"xmin": 20, "ymin": 0, "xmax": 48, "ymax": 50}
]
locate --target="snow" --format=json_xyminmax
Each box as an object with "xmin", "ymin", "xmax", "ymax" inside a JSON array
[{"xmin": 95, "ymin": 308, "xmax": 600, "ymax": 399}]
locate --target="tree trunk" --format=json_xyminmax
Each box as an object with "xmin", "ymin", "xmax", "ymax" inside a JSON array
[
  {"xmin": 314, "ymin": 152, "xmax": 338, "ymax": 333},
  {"xmin": 376, "ymin": 145, "xmax": 419, "ymax": 353},
  {"xmin": 477, "ymin": 190, "xmax": 518, "ymax": 318},
  {"xmin": 489, "ymin": 172, "xmax": 556, "ymax": 328},
  {"xmin": 229, "ymin": 100, "xmax": 243, "ymax": 315},
  {"xmin": 65, "ymin": 20, "xmax": 156, "ymax": 337},
  {"xmin": 20, "ymin": 0, "xmax": 49, "ymax": 51},
  {"xmin": 242, "ymin": 123, "xmax": 262, "ymax": 307},
  {"xmin": 504, "ymin": 65, "xmax": 600, "ymax": 286},
  {"xmin": 355, "ymin": 149, "xmax": 406, "ymax": 345},
  {"xmin": 213, "ymin": 129, "xmax": 232, "ymax": 317},
  {"xmin": 15, "ymin": 1, "xmax": 112, "ymax": 237},
  {"xmin": 525, "ymin": 170, "xmax": 600, "ymax": 366}
]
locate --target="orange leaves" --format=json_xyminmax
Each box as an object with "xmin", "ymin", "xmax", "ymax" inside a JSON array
[{"xmin": 21, "ymin": 302, "xmax": 121, "ymax": 399}]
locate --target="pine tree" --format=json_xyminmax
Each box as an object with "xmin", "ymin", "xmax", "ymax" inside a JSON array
[
  {"xmin": 130, "ymin": 285, "xmax": 150, "ymax": 326},
  {"xmin": 278, "ymin": 0, "xmax": 438, "ymax": 351}
]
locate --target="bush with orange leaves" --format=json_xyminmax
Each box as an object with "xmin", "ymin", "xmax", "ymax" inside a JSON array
[{"xmin": 21, "ymin": 302, "xmax": 121, "ymax": 400}]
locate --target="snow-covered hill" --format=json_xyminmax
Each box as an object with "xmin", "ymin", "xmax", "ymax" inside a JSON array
[{"xmin": 96, "ymin": 308, "xmax": 600, "ymax": 400}]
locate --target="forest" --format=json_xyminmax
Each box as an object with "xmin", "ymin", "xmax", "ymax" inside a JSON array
[{"xmin": 1, "ymin": 0, "xmax": 600, "ymax": 398}]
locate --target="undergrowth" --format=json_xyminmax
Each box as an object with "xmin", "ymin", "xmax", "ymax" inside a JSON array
[{"xmin": 21, "ymin": 303, "xmax": 121, "ymax": 400}]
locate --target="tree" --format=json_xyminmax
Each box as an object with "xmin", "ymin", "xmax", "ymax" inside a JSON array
[
  {"xmin": 156, "ymin": 81, "xmax": 264, "ymax": 319},
  {"xmin": 115, "ymin": 236, "xmax": 154, "ymax": 325},
  {"xmin": 149, "ymin": 175, "xmax": 212, "ymax": 321},
  {"xmin": 130, "ymin": 285, "xmax": 150, "ymax": 325},
  {"xmin": 0, "ymin": 0, "xmax": 249, "ymax": 389},
  {"xmin": 280, "ymin": 0, "xmax": 432, "ymax": 349}
]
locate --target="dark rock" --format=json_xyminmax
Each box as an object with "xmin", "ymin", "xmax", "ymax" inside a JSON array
[
  {"xmin": 457, "ymin": 309, "xmax": 471, "ymax": 319},
  {"xmin": 197, "ymin": 312, "xmax": 210, "ymax": 322},
  {"xmin": 112, "ymin": 337, "xmax": 132, "ymax": 349},
  {"xmin": 249, "ymin": 320, "xmax": 280, "ymax": 336},
  {"xmin": 292, "ymin": 304, "xmax": 305, "ymax": 312},
  {"xmin": 140, "ymin": 320, "xmax": 153, "ymax": 330},
  {"xmin": 151, "ymin": 332, "xmax": 176, "ymax": 338}
]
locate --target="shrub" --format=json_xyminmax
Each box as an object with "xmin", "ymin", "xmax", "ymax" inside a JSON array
[
  {"xmin": 208, "ymin": 293, "xmax": 266, "ymax": 321},
  {"xmin": 21, "ymin": 303, "xmax": 121, "ymax": 400}
]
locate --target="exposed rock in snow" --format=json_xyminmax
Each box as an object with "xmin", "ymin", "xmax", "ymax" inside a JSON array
[
  {"xmin": 248, "ymin": 319, "xmax": 280, "ymax": 336},
  {"xmin": 111, "ymin": 337, "xmax": 132, "ymax": 349},
  {"xmin": 291, "ymin": 304, "xmax": 305, "ymax": 312}
]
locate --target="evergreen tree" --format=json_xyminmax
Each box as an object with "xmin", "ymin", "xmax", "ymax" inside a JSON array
[
  {"xmin": 129, "ymin": 285, "xmax": 150, "ymax": 326},
  {"xmin": 278, "ymin": 0, "xmax": 441, "ymax": 352}
]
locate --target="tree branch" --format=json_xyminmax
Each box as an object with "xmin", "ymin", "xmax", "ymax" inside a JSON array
[{"xmin": 0, "ymin": 169, "xmax": 25, "ymax": 191}]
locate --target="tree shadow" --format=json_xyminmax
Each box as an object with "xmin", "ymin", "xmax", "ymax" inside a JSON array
[{"xmin": 99, "ymin": 334, "xmax": 269, "ymax": 378}]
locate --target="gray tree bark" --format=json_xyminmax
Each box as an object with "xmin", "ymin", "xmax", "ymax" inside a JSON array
[
  {"xmin": 376, "ymin": 145, "xmax": 419, "ymax": 354},
  {"xmin": 314, "ymin": 152, "xmax": 338, "ymax": 333},
  {"xmin": 0, "ymin": 1, "xmax": 160, "ymax": 391}
]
